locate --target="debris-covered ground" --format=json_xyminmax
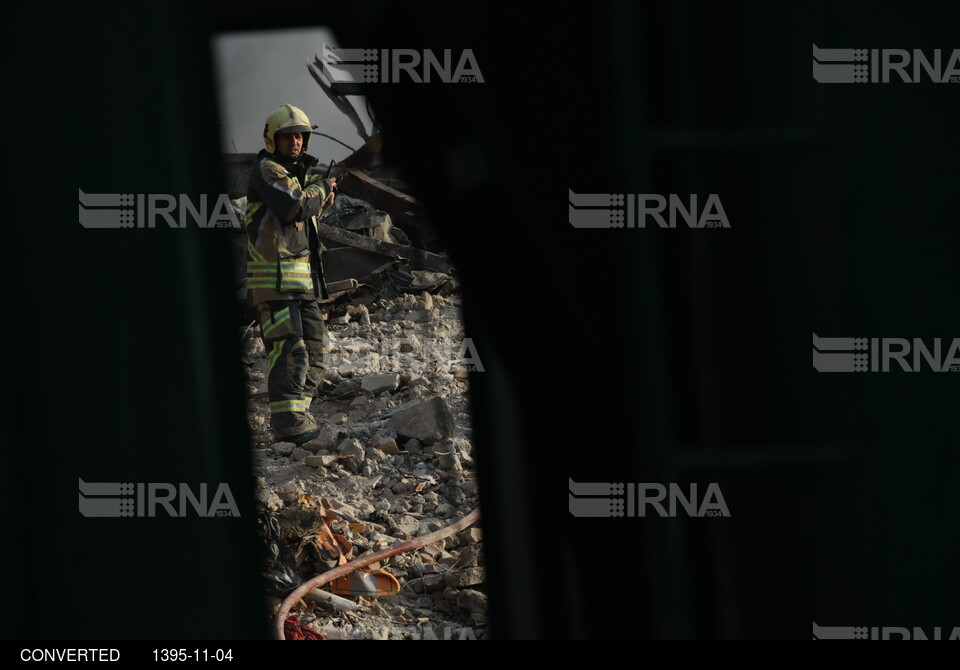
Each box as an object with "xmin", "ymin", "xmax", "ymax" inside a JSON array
[{"xmin": 247, "ymin": 286, "xmax": 487, "ymax": 640}]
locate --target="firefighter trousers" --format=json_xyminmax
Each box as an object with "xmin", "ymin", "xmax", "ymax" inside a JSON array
[{"xmin": 256, "ymin": 299, "xmax": 331, "ymax": 423}]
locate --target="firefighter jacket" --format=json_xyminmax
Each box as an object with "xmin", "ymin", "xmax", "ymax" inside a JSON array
[{"xmin": 245, "ymin": 149, "xmax": 333, "ymax": 303}]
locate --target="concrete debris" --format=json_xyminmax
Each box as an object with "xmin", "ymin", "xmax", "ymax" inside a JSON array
[
  {"xmin": 305, "ymin": 453, "xmax": 339, "ymax": 468},
  {"xmin": 456, "ymin": 589, "xmax": 488, "ymax": 614},
  {"xmin": 272, "ymin": 442, "xmax": 295, "ymax": 456},
  {"xmin": 437, "ymin": 450, "xmax": 462, "ymax": 472},
  {"xmin": 392, "ymin": 515, "xmax": 420, "ymax": 538},
  {"xmin": 444, "ymin": 567, "xmax": 485, "ymax": 588},
  {"xmin": 254, "ymin": 488, "xmax": 283, "ymax": 513},
  {"xmin": 306, "ymin": 426, "xmax": 341, "ymax": 452},
  {"xmin": 247, "ymin": 280, "xmax": 484, "ymax": 637},
  {"xmin": 406, "ymin": 310, "xmax": 435, "ymax": 323},
  {"xmin": 422, "ymin": 574, "xmax": 446, "ymax": 593},
  {"xmin": 399, "ymin": 336, "xmax": 420, "ymax": 353},
  {"xmin": 347, "ymin": 304, "xmax": 371, "ymax": 327},
  {"xmin": 291, "ymin": 447, "xmax": 312, "ymax": 462},
  {"xmin": 458, "ymin": 543, "xmax": 483, "ymax": 568},
  {"xmin": 316, "ymin": 220, "xmax": 453, "ymax": 274},
  {"xmin": 275, "ymin": 481, "xmax": 302, "ymax": 502},
  {"xmin": 435, "ymin": 503, "xmax": 456, "ymax": 519},
  {"xmin": 361, "ymin": 373, "xmax": 400, "ymax": 395},
  {"xmin": 372, "ymin": 435, "xmax": 400, "ymax": 455},
  {"xmin": 337, "ymin": 438, "xmax": 366, "ymax": 460},
  {"xmin": 386, "ymin": 398, "xmax": 455, "ymax": 446},
  {"xmin": 333, "ymin": 380, "xmax": 362, "ymax": 397}
]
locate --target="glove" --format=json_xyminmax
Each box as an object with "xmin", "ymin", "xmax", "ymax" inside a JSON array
[{"xmin": 304, "ymin": 178, "xmax": 331, "ymax": 197}]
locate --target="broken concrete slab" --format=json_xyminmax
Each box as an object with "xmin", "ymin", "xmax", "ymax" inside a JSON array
[
  {"xmin": 361, "ymin": 373, "xmax": 400, "ymax": 395},
  {"xmin": 324, "ymin": 278, "xmax": 360, "ymax": 294},
  {"xmin": 337, "ymin": 438, "xmax": 366, "ymax": 462},
  {"xmin": 305, "ymin": 453, "xmax": 339, "ymax": 468},
  {"xmin": 333, "ymin": 379, "xmax": 362, "ymax": 397},
  {"xmin": 444, "ymin": 567, "xmax": 485, "ymax": 588},
  {"xmin": 365, "ymin": 447, "xmax": 386, "ymax": 463},
  {"xmin": 336, "ymin": 167, "xmax": 423, "ymax": 230},
  {"xmin": 315, "ymin": 221, "xmax": 454, "ymax": 274},
  {"xmin": 386, "ymin": 398, "xmax": 454, "ymax": 446},
  {"xmin": 392, "ymin": 515, "xmax": 420, "ymax": 538}
]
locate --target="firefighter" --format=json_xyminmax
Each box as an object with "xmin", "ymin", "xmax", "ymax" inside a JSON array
[{"xmin": 245, "ymin": 104, "xmax": 336, "ymax": 444}]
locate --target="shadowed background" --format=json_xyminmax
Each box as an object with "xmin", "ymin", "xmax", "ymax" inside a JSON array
[{"xmin": 2, "ymin": 0, "xmax": 958, "ymax": 639}]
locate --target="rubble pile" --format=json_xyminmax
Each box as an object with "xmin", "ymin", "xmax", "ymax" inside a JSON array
[{"xmin": 246, "ymin": 288, "xmax": 487, "ymax": 640}]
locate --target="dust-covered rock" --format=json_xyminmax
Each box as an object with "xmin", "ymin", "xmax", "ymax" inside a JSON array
[
  {"xmin": 305, "ymin": 453, "xmax": 338, "ymax": 468},
  {"xmin": 373, "ymin": 434, "xmax": 400, "ymax": 455},
  {"xmin": 337, "ymin": 438, "xmax": 366, "ymax": 461},
  {"xmin": 392, "ymin": 515, "xmax": 420, "ymax": 538},
  {"xmin": 361, "ymin": 373, "xmax": 400, "ymax": 395},
  {"xmin": 291, "ymin": 447, "xmax": 312, "ymax": 462},
  {"xmin": 444, "ymin": 567, "xmax": 485, "ymax": 588},
  {"xmin": 386, "ymin": 398, "xmax": 454, "ymax": 445},
  {"xmin": 437, "ymin": 450, "xmax": 461, "ymax": 472},
  {"xmin": 254, "ymin": 488, "xmax": 283, "ymax": 512},
  {"xmin": 272, "ymin": 442, "xmax": 295, "ymax": 456},
  {"xmin": 456, "ymin": 589, "xmax": 488, "ymax": 614}
]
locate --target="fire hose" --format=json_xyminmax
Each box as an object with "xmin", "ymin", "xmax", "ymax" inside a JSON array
[{"xmin": 275, "ymin": 507, "xmax": 481, "ymax": 640}]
